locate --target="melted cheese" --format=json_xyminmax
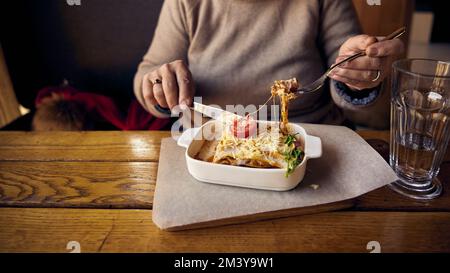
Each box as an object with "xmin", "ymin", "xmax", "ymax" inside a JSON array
[
  {"xmin": 271, "ymin": 78, "xmax": 299, "ymax": 133},
  {"xmin": 212, "ymin": 124, "xmax": 288, "ymax": 169}
]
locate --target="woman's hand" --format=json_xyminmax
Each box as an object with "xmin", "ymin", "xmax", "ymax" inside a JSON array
[
  {"xmin": 141, "ymin": 60, "xmax": 195, "ymax": 111},
  {"xmin": 329, "ymin": 35, "xmax": 404, "ymax": 91}
]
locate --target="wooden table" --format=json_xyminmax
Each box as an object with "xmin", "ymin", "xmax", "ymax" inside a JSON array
[{"xmin": 0, "ymin": 130, "xmax": 449, "ymax": 253}]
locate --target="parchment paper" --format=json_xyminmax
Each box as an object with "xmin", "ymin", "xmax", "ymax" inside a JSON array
[{"xmin": 153, "ymin": 124, "xmax": 397, "ymax": 230}]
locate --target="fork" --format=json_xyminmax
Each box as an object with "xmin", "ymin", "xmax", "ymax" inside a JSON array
[{"xmin": 295, "ymin": 27, "xmax": 406, "ymax": 95}]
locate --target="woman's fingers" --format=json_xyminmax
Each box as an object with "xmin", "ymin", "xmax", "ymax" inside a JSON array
[
  {"xmin": 142, "ymin": 73, "xmax": 158, "ymax": 111},
  {"xmin": 172, "ymin": 60, "xmax": 195, "ymax": 106},
  {"xmin": 330, "ymin": 74, "xmax": 377, "ymax": 90},
  {"xmin": 366, "ymin": 39, "xmax": 404, "ymax": 57},
  {"xmin": 330, "ymin": 68, "xmax": 382, "ymax": 90},
  {"xmin": 334, "ymin": 34, "xmax": 404, "ymax": 91},
  {"xmin": 340, "ymin": 35, "xmax": 378, "ymax": 54},
  {"xmin": 331, "ymin": 67, "xmax": 381, "ymax": 83},
  {"xmin": 335, "ymin": 55, "xmax": 382, "ymax": 71},
  {"xmin": 160, "ymin": 63, "xmax": 179, "ymax": 110},
  {"xmin": 150, "ymin": 71, "xmax": 168, "ymax": 108},
  {"xmin": 141, "ymin": 60, "xmax": 195, "ymax": 112}
]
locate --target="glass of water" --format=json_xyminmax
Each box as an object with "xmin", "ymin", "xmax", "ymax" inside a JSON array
[{"xmin": 390, "ymin": 59, "xmax": 450, "ymax": 200}]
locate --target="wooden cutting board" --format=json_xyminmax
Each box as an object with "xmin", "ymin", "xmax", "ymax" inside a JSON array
[{"xmin": 153, "ymin": 124, "xmax": 397, "ymax": 231}]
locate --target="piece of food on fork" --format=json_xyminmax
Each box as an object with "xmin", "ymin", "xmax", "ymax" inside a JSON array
[{"xmin": 270, "ymin": 78, "xmax": 299, "ymax": 134}]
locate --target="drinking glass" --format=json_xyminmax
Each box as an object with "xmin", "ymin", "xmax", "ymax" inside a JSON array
[{"xmin": 390, "ymin": 59, "xmax": 450, "ymax": 200}]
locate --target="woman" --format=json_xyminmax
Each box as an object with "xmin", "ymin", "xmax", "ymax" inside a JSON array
[{"xmin": 134, "ymin": 0, "xmax": 404, "ymax": 129}]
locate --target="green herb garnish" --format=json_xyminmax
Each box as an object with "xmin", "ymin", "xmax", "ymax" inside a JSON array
[
  {"xmin": 283, "ymin": 134, "xmax": 304, "ymax": 177},
  {"xmin": 284, "ymin": 134, "xmax": 297, "ymax": 146}
]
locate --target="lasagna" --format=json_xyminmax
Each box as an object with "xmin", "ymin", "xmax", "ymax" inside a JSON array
[{"xmin": 196, "ymin": 78, "xmax": 303, "ymax": 177}]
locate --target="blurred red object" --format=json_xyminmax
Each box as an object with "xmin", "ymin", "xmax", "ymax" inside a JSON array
[{"xmin": 35, "ymin": 86, "xmax": 171, "ymax": 130}]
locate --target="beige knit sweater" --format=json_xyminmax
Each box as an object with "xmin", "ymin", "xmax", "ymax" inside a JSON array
[{"xmin": 134, "ymin": 0, "xmax": 391, "ymax": 129}]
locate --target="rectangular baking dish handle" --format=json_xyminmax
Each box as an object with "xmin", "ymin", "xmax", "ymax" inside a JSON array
[
  {"xmin": 177, "ymin": 127, "xmax": 201, "ymax": 148},
  {"xmin": 305, "ymin": 135, "xmax": 322, "ymax": 159}
]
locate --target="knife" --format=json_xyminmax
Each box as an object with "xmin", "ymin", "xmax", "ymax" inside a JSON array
[{"xmin": 155, "ymin": 103, "xmax": 241, "ymax": 120}]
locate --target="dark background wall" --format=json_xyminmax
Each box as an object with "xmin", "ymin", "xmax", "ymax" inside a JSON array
[
  {"xmin": 0, "ymin": 0, "xmax": 164, "ymax": 110},
  {"xmin": 416, "ymin": 0, "xmax": 450, "ymax": 43}
]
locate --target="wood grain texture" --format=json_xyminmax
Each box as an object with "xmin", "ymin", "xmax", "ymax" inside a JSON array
[
  {"xmin": 352, "ymin": 0, "xmax": 413, "ymax": 56},
  {"xmin": 0, "ymin": 162, "xmax": 156, "ymax": 208},
  {"xmin": 2, "ymin": 158, "xmax": 448, "ymax": 211},
  {"xmin": 0, "ymin": 131, "xmax": 170, "ymax": 162},
  {"xmin": 0, "ymin": 46, "xmax": 20, "ymax": 128},
  {"xmin": 357, "ymin": 130, "xmax": 390, "ymax": 143},
  {"xmin": 0, "ymin": 208, "xmax": 449, "ymax": 253},
  {"xmin": 0, "ymin": 130, "xmax": 449, "ymax": 253},
  {"xmin": 0, "ymin": 131, "xmax": 449, "ymax": 211},
  {"xmin": 356, "ymin": 162, "xmax": 450, "ymax": 212},
  {"xmin": 356, "ymin": 131, "xmax": 450, "ymax": 211},
  {"xmin": 165, "ymin": 200, "xmax": 354, "ymax": 231}
]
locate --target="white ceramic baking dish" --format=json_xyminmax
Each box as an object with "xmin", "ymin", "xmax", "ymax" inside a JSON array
[{"xmin": 177, "ymin": 120, "xmax": 322, "ymax": 191}]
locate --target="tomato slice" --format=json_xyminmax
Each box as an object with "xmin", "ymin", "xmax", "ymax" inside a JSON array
[{"xmin": 230, "ymin": 116, "xmax": 257, "ymax": 138}]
